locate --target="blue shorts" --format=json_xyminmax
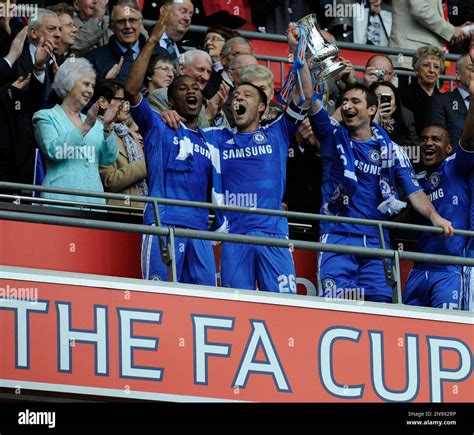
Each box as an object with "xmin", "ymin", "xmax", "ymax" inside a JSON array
[
  {"xmin": 403, "ymin": 267, "xmax": 462, "ymax": 310},
  {"xmin": 220, "ymin": 231, "xmax": 296, "ymax": 293},
  {"xmin": 462, "ymin": 266, "xmax": 473, "ymax": 311},
  {"xmin": 318, "ymin": 233, "xmax": 392, "ymax": 302},
  {"xmin": 141, "ymin": 229, "xmax": 216, "ymax": 286}
]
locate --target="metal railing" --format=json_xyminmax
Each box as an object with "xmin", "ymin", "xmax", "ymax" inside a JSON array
[
  {"xmin": 145, "ymin": 21, "xmax": 459, "ymax": 90},
  {"xmin": 1, "ymin": 182, "xmax": 473, "ymax": 306},
  {"xmin": 180, "ymin": 24, "xmax": 462, "ymax": 62}
]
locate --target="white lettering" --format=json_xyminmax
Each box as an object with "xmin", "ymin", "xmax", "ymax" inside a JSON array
[{"xmin": 18, "ymin": 409, "xmax": 56, "ymax": 429}]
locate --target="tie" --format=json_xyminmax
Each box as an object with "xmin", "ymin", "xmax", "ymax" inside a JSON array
[
  {"xmin": 165, "ymin": 38, "xmax": 177, "ymax": 61},
  {"xmin": 121, "ymin": 48, "xmax": 135, "ymax": 79}
]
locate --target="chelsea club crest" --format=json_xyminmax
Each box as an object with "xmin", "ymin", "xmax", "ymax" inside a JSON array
[
  {"xmin": 429, "ymin": 172, "xmax": 440, "ymax": 188},
  {"xmin": 368, "ymin": 149, "xmax": 381, "ymax": 163},
  {"xmin": 253, "ymin": 132, "xmax": 267, "ymax": 144},
  {"xmin": 322, "ymin": 278, "xmax": 336, "ymax": 292}
]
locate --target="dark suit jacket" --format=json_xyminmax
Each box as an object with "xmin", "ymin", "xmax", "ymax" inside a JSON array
[
  {"xmin": 204, "ymin": 69, "xmax": 224, "ymax": 100},
  {"xmin": 425, "ymin": 88, "xmax": 468, "ymax": 149},
  {"xmin": 285, "ymin": 139, "xmax": 323, "ymax": 238},
  {"xmin": 84, "ymin": 35, "xmax": 167, "ymax": 81},
  {"xmin": 0, "ymin": 17, "xmax": 25, "ymax": 58},
  {"xmin": 0, "ymin": 58, "xmax": 13, "ymax": 86},
  {"xmin": 3, "ymin": 44, "xmax": 47, "ymax": 184},
  {"xmin": 399, "ymin": 79, "xmax": 441, "ymax": 135}
]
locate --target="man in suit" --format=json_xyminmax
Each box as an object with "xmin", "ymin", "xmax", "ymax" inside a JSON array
[
  {"xmin": 0, "ymin": 23, "xmax": 55, "ymax": 186},
  {"xmin": 47, "ymin": 3, "xmax": 78, "ymax": 66},
  {"xmin": 425, "ymin": 53, "xmax": 472, "ymax": 149},
  {"xmin": 389, "ymin": 0, "xmax": 468, "ymax": 70},
  {"xmin": 0, "ymin": 27, "xmax": 28, "ymax": 186},
  {"xmin": 85, "ymin": 1, "xmax": 166, "ymax": 81},
  {"xmin": 7, "ymin": 10, "xmax": 59, "ymax": 185},
  {"xmin": 147, "ymin": 49, "xmax": 229, "ymax": 128},
  {"xmin": 157, "ymin": 0, "xmax": 193, "ymax": 63},
  {"xmin": 71, "ymin": 0, "xmax": 111, "ymax": 56}
]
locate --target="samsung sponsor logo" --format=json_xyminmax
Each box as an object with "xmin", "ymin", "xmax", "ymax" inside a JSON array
[
  {"xmin": 428, "ymin": 188, "xmax": 444, "ymax": 202},
  {"xmin": 193, "ymin": 143, "xmax": 211, "ymax": 159},
  {"xmin": 354, "ymin": 159, "xmax": 382, "ymax": 175},
  {"xmin": 222, "ymin": 145, "xmax": 273, "ymax": 160}
]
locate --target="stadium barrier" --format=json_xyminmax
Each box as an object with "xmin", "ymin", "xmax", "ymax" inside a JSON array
[
  {"xmin": 1, "ymin": 181, "xmax": 473, "ymax": 305},
  {"xmin": 0, "ymin": 182, "xmax": 472, "ymax": 403}
]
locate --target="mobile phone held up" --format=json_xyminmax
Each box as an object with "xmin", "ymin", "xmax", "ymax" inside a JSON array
[{"xmin": 380, "ymin": 93, "xmax": 392, "ymax": 105}]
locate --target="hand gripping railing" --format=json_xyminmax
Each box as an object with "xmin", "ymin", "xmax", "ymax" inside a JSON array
[{"xmin": 0, "ymin": 181, "xmax": 473, "ymax": 304}]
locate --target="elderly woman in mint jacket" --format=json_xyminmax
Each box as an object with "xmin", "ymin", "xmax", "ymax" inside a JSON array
[{"xmin": 32, "ymin": 57, "xmax": 118, "ymax": 205}]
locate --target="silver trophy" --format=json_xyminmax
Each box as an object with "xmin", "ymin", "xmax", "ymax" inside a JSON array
[{"xmin": 297, "ymin": 14, "xmax": 346, "ymax": 83}]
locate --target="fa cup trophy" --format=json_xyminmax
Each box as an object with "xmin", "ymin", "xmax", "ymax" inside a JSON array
[{"xmin": 297, "ymin": 14, "xmax": 346, "ymax": 83}]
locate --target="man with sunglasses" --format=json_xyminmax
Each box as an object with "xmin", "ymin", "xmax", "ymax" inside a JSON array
[{"xmin": 84, "ymin": 0, "xmax": 167, "ymax": 81}]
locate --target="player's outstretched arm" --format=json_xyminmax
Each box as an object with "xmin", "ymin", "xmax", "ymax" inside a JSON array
[
  {"xmin": 408, "ymin": 191, "xmax": 454, "ymax": 237},
  {"xmin": 287, "ymin": 23, "xmax": 313, "ymax": 108},
  {"xmin": 460, "ymin": 34, "xmax": 474, "ymax": 151},
  {"xmin": 124, "ymin": 6, "xmax": 171, "ymax": 106}
]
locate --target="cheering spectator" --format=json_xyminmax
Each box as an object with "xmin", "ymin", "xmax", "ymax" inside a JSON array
[
  {"xmin": 148, "ymin": 49, "xmax": 230, "ymax": 128},
  {"xmin": 203, "ymin": 25, "xmax": 240, "ymax": 99},
  {"xmin": 47, "ymin": 3, "xmax": 78, "ymax": 66},
  {"xmin": 5, "ymin": 11, "xmax": 59, "ymax": 185},
  {"xmin": 1, "ymin": 26, "xmax": 28, "ymax": 84},
  {"xmin": 71, "ymin": 0, "xmax": 112, "ymax": 56},
  {"xmin": 399, "ymin": 45, "xmax": 444, "ymax": 135},
  {"xmin": 425, "ymin": 52, "xmax": 473, "ymax": 149},
  {"xmin": 32, "ymin": 58, "xmax": 118, "ymax": 205},
  {"xmin": 16, "ymin": 9, "xmax": 61, "ymax": 79},
  {"xmin": 144, "ymin": 52, "xmax": 175, "ymax": 95},
  {"xmin": 97, "ymin": 79, "xmax": 148, "ymax": 209},
  {"xmin": 0, "ymin": 27, "xmax": 29, "ymax": 184},
  {"xmin": 85, "ymin": 0, "xmax": 165, "ymax": 81},
  {"xmin": 0, "ymin": 0, "xmax": 26, "ymax": 58},
  {"xmin": 370, "ymin": 80, "xmax": 419, "ymax": 168},
  {"xmin": 157, "ymin": 0, "xmax": 194, "ymax": 62}
]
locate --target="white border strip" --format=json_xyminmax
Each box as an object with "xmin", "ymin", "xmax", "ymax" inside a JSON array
[
  {"xmin": 1, "ymin": 266, "xmax": 472, "ymax": 324},
  {"xmin": 0, "ymin": 379, "xmax": 243, "ymax": 403}
]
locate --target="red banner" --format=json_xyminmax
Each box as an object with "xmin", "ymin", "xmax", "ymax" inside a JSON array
[
  {"xmin": 0, "ymin": 220, "xmax": 413, "ymax": 296},
  {"xmin": 0, "ymin": 270, "xmax": 471, "ymax": 402}
]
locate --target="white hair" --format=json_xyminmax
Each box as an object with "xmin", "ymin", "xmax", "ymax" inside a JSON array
[
  {"xmin": 178, "ymin": 49, "xmax": 212, "ymax": 69},
  {"xmin": 52, "ymin": 57, "xmax": 96, "ymax": 100},
  {"xmin": 28, "ymin": 9, "xmax": 58, "ymax": 30}
]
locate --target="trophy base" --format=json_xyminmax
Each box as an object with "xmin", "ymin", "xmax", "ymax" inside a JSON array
[{"xmin": 314, "ymin": 59, "xmax": 347, "ymax": 83}]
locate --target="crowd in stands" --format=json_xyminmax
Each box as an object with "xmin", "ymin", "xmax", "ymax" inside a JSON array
[{"xmin": 0, "ymin": 0, "xmax": 473, "ymax": 311}]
